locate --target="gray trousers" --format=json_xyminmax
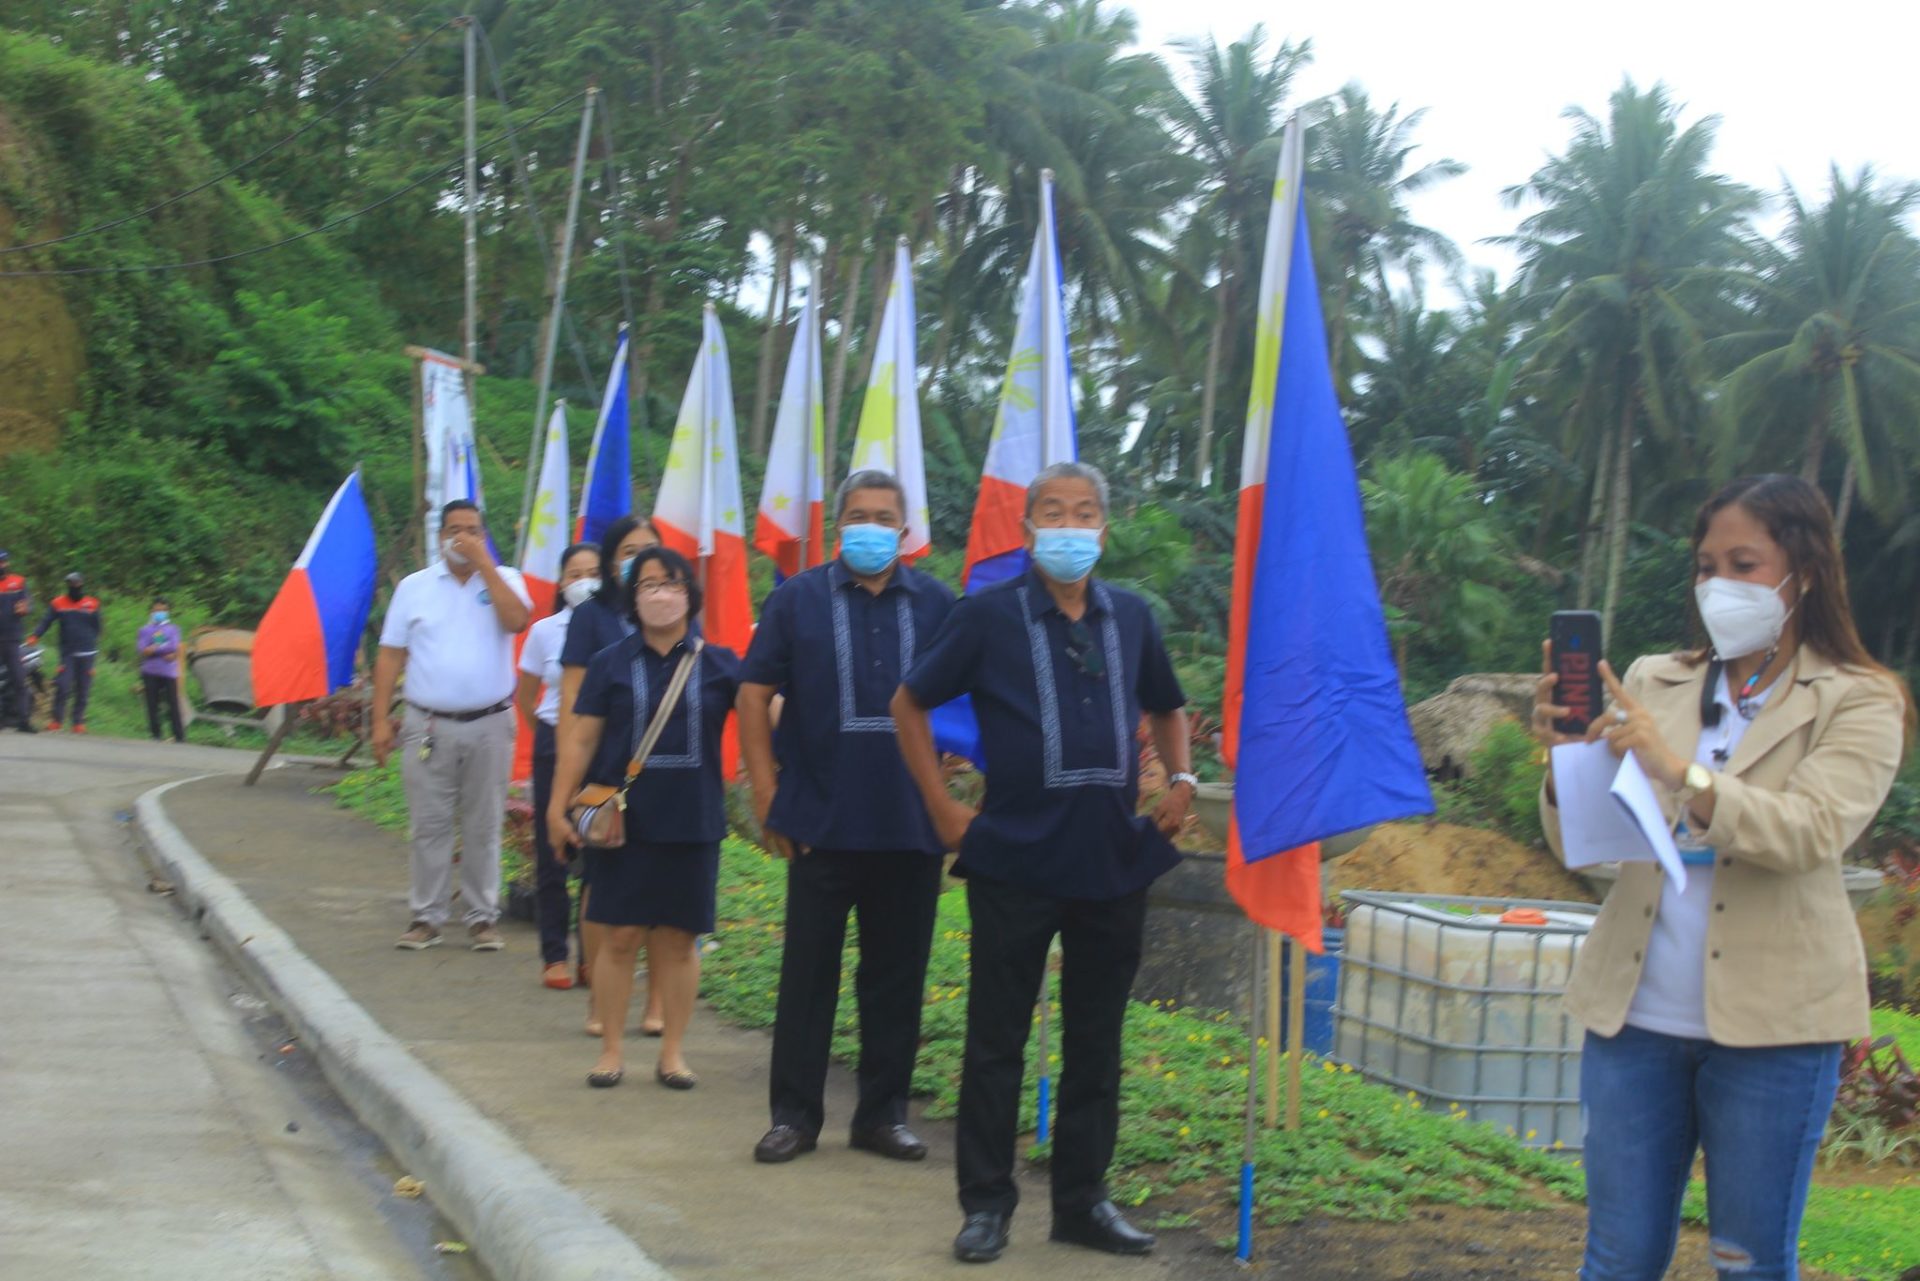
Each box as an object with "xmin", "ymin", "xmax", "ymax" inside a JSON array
[{"xmin": 398, "ymin": 705, "xmax": 512, "ymax": 928}]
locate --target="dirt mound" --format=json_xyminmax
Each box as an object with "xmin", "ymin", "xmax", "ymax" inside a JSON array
[{"xmin": 1324, "ymin": 820, "xmax": 1597, "ymax": 905}]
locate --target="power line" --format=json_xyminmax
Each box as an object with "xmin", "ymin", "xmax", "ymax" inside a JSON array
[
  {"xmin": 0, "ymin": 92, "xmax": 587, "ymax": 278},
  {"xmin": 0, "ymin": 15, "xmax": 462, "ymax": 257}
]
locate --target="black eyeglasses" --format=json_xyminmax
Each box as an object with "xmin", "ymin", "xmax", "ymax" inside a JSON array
[{"xmin": 1065, "ymin": 619, "xmax": 1105, "ymax": 681}]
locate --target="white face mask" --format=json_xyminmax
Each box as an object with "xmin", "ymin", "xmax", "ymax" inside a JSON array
[
  {"xmin": 1695, "ymin": 573, "xmax": 1795, "ymax": 660},
  {"xmin": 561, "ymin": 578, "xmax": 600, "ymax": 609}
]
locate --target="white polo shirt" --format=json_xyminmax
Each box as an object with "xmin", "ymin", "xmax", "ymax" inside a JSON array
[
  {"xmin": 516, "ymin": 607, "xmax": 572, "ymax": 726},
  {"xmin": 379, "ymin": 562, "xmax": 533, "ymax": 713}
]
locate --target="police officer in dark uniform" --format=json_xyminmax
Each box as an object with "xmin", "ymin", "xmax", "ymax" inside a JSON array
[
  {"xmin": 740, "ymin": 469, "xmax": 957, "ymax": 1166},
  {"xmin": 31, "ymin": 572, "xmax": 103, "ymax": 733},
  {"xmin": 0, "ymin": 550, "xmax": 36, "ymax": 732},
  {"xmin": 894, "ymin": 462, "xmax": 1197, "ymax": 1265}
]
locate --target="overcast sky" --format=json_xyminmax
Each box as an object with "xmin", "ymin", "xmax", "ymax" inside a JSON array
[{"xmin": 1129, "ymin": 0, "xmax": 1920, "ymax": 287}]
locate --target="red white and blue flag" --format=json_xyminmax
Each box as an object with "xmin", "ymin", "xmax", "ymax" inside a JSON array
[
  {"xmin": 754, "ymin": 278, "xmax": 826, "ymax": 578},
  {"xmin": 849, "ymin": 238, "xmax": 933, "ymax": 562},
  {"xmin": 575, "ymin": 327, "xmax": 633, "ymax": 544},
  {"xmin": 1223, "ymin": 118, "xmax": 1432, "ymax": 949},
  {"xmin": 962, "ymin": 169, "xmax": 1076, "ymax": 588},
  {"xmin": 253, "ymin": 469, "xmax": 379, "ymax": 707}
]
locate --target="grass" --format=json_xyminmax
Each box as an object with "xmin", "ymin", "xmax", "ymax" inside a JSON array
[
  {"xmin": 1871, "ymin": 1005, "xmax": 1920, "ymax": 1063},
  {"xmin": 325, "ymin": 766, "xmax": 1920, "ymax": 1273}
]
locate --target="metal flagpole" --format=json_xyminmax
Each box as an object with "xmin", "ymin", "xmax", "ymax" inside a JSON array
[
  {"xmin": 1035, "ymin": 944, "xmax": 1055, "ymax": 1144},
  {"xmin": 517, "ymin": 85, "xmax": 598, "ymax": 560},
  {"xmin": 1238, "ymin": 924, "xmax": 1261, "ymax": 1262}
]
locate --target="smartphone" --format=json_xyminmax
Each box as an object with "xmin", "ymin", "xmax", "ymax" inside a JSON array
[{"xmin": 1549, "ymin": 610, "xmax": 1603, "ymax": 735}]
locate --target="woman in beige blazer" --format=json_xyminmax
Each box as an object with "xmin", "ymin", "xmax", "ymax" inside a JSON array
[{"xmin": 1532, "ymin": 474, "xmax": 1909, "ymax": 1281}]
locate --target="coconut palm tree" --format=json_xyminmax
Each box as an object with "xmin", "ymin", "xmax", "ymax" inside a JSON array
[
  {"xmin": 1307, "ymin": 83, "xmax": 1466, "ymax": 397},
  {"xmin": 1497, "ymin": 80, "xmax": 1757, "ymax": 639},
  {"xmin": 1708, "ymin": 165, "xmax": 1920, "ymax": 529},
  {"xmin": 1165, "ymin": 26, "xmax": 1312, "ymax": 486}
]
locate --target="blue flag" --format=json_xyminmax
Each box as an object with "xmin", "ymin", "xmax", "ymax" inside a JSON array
[{"xmin": 1235, "ymin": 200, "xmax": 1433, "ymax": 858}]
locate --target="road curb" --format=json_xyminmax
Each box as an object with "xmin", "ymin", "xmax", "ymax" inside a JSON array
[{"xmin": 134, "ymin": 778, "xmax": 671, "ymax": 1281}]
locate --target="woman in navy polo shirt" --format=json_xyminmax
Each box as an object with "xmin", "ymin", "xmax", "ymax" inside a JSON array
[
  {"xmin": 558, "ymin": 514, "xmax": 660, "ymax": 1022},
  {"xmin": 548, "ymin": 547, "xmax": 739, "ymax": 1090}
]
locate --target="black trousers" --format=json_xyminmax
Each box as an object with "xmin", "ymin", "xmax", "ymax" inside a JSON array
[
  {"xmin": 52, "ymin": 652, "xmax": 94, "ymax": 725},
  {"xmin": 143, "ymin": 674, "xmax": 184, "ymax": 741},
  {"xmin": 0, "ymin": 636, "xmax": 28, "ymax": 726},
  {"xmin": 956, "ymin": 874, "xmax": 1148, "ymax": 1219},
  {"xmin": 529, "ymin": 722, "xmax": 572, "ymax": 965},
  {"xmin": 769, "ymin": 848, "xmax": 943, "ymax": 1137}
]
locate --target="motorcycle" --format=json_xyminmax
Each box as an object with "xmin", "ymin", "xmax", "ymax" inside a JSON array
[{"xmin": 0, "ymin": 640, "xmax": 46, "ymax": 727}]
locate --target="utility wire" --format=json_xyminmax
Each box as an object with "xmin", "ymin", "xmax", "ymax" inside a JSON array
[
  {"xmin": 0, "ymin": 91, "xmax": 587, "ymax": 278},
  {"xmin": 0, "ymin": 15, "xmax": 461, "ymax": 257},
  {"xmin": 475, "ymin": 22, "xmax": 598, "ymax": 398}
]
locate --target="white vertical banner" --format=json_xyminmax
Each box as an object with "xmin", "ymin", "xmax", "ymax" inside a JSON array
[{"xmin": 420, "ymin": 349, "xmax": 477, "ymax": 565}]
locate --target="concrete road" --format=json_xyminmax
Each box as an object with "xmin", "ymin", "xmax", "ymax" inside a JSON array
[{"xmin": 0, "ymin": 733, "xmax": 483, "ymax": 1281}]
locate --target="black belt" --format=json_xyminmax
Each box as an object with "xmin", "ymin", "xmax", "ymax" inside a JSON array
[{"xmin": 408, "ymin": 699, "xmax": 511, "ymax": 723}]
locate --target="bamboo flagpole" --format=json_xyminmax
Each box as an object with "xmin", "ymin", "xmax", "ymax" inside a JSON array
[
  {"xmin": 1286, "ymin": 937, "xmax": 1307, "ymax": 1131},
  {"xmin": 516, "ymin": 86, "xmax": 598, "ymax": 560},
  {"xmin": 1237, "ymin": 924, "xmax": 1262, "ymax": 1263},
  {"xmin": 1264, "ymin": 927, "xmax": 1282, "ymax": 1126}
]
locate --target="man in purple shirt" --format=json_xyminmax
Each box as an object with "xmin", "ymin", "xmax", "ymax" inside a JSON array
[{"xmin": 138, "ymin": 597, "xmax": 186, "ymax": 743}]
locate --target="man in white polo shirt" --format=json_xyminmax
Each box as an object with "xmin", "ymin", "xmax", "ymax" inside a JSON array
[{"xmin": 373, "ymin": 500, "xmax": 533, "ymax": 952}]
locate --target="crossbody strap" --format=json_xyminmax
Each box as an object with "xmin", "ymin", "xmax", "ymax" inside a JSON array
[{"xmin": 622, "ymin": 638, "xmax": 704, "ymax": 789}]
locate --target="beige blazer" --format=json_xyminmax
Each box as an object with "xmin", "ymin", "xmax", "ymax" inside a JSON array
[{"xmin": 1542, "ymin": 647, "xmax": 1906, "ymax": 1046}]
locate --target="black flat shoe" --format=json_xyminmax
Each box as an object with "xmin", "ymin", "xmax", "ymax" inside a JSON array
[
  {"xmin": 753, "ymin": 1125, "xmax": 818, "ymax": 1164},
  {"xmin": 586, "ymin": 1068, "xmax": 624, "ymax": 1089},
  {"xmin": 849, "ymin": 1123, "xmax": 928, "ymax": 1161},
  {"xmin": 1050, "ymin": 1201, "xmax": 1155, "ymax": 1256},
  {"xmin": 954, "ymin": 1211, "xmax": 1011, "ymax": 1263}
]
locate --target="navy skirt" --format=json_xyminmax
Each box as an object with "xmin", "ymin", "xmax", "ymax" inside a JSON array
[{"xmin": 582, "ymin": 839, "xmax": 719, "ymax": 934}]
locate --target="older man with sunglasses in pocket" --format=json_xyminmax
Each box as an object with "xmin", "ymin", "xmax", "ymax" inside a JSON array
[{"xmin": 893, "ymin": 462, "xmax": 1196, "ymax": 1265}]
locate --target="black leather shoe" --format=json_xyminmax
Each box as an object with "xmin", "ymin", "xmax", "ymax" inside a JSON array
[
  {"xmin": 953, "ymin": 1211, "xmax": 1011, "ymax": 1263},
  {"xmin": 753, "ymin": 1125, "xmax": 818, "ymax": 1164},
  {"xmin": 849, "ymin": 1123, "xmax": 928, "ymax": 1161},
  {"xmin": 1050, "ymin": 1201, "xmax": 1156, "ymax": 1255}
]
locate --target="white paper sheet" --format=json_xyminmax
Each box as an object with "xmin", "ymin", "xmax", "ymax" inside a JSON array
[{"xmin": 1550, "ymin": 740, "xmax": 1688, "ymax": 891}]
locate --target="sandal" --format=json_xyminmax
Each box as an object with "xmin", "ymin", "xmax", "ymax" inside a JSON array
[
  {"xmin": 543, "ymin": 963, "xmax": 575, "ymax": 991},
  {"xmin": 656, "ymin": 1065, "xmax": 698, "ymax": 1091}
]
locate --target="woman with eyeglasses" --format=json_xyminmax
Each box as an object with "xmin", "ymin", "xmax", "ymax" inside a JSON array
[
  {"xmin": 557, "ymin": 515, "xmax": 663, "ymax": 1027},
  {"xmin": 548, "ymin": 547, "xmax": 740, "ymax": 1090},
  {"xmin": 1532, "ymin": 474, "xmax": 1911, "ymax": 1280}
]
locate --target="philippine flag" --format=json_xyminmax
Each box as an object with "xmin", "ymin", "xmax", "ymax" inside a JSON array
[
  {"xmin": 961, "ymin": 169, "xmax": 1076, "ymax": 588},
  {"xmin": 253, "ymin": 470, "xmax": 379, "ymax": 707},
  {"xmin": 576, "ymin": 327, "xmax": 633, "ymax": 545},
  {"xmin": 654, "ymin": 304, "xmax": 751, "ymax": 776},
  {"xmin": 513, "ymin": 403, "xmax": 570, "ymax": 781},
  {"xmin": 1223, "ymin": 118, "xmax": 1432, "ymax": 950},
  {"xmin": 754, "ymin": 277, "xmax": 826, "ymax": 578},
  {"xmin": 849, "ymin": 237, "xmax": 933, "ymax": 561}
]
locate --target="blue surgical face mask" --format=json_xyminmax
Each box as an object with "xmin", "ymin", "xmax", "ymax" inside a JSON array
[
  {"xmin": 1029, "ymin": 526, "xmax": 1104, "ymax": 583},
  {"xmin": 151, "ymin": 611, "xmax": 169, "ymax": 624},
  {"xmin": 839, "ymin": 523, "xmax": 902, "ymax": 576},
  {"xmin": 617, "ymin": 555, "xmax": 637, "ymax": 587}
]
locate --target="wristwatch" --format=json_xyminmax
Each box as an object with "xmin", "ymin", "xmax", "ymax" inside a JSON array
[
  {"xmin": 1676, "ymin": 762, "xmax": 1715, "ymax": 808},
  {"xmin": 1169, "ymin": 771, "xmax": 1200, "ymax": 792}
]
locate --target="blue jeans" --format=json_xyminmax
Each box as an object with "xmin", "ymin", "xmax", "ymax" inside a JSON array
[{"xmin": 1580, "ymin": 1024, "xmax": 1841, "ymax": 1280}]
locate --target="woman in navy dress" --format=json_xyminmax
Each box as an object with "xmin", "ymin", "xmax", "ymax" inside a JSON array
[
  {"xmin": 549, "ymin": 547, "xmax": 739, "ymax": 1090},
  {"xmin": 557, "ymin": 514, "xmax": 660, "ymax": 1027}
]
